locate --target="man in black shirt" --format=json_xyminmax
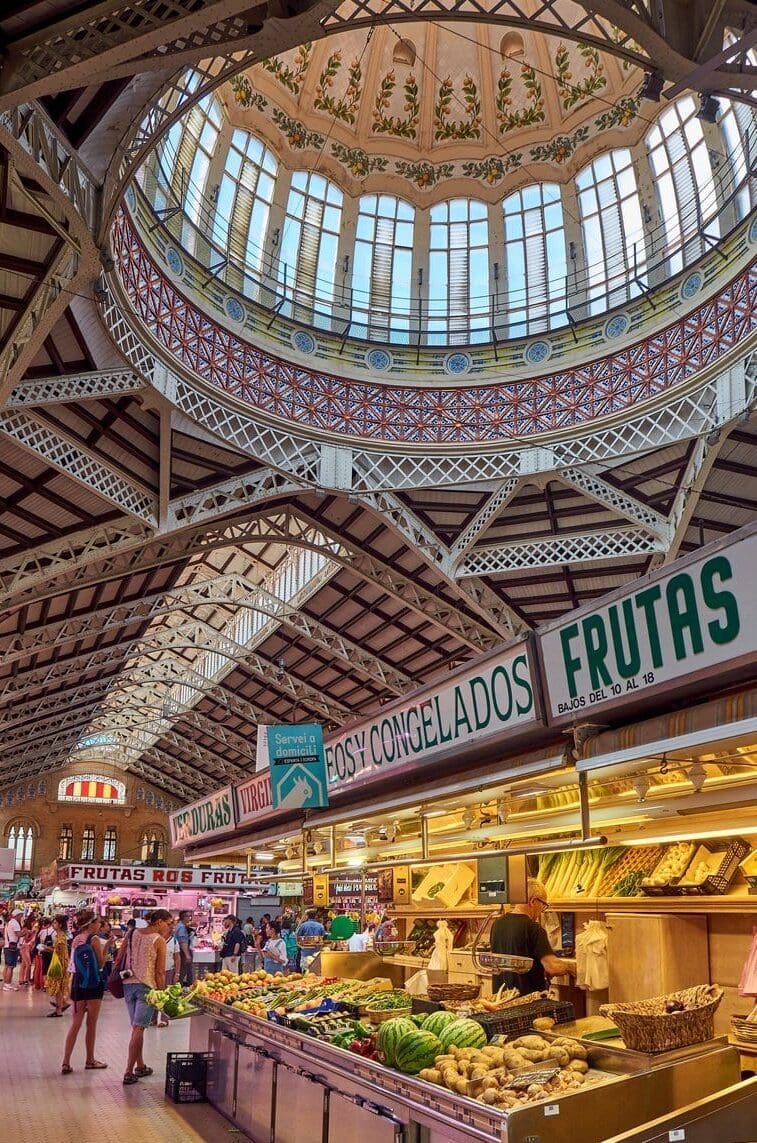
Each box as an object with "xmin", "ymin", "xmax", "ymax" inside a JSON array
[{"xmin": 490, "ymin": 878, "xmax": 576, "ymax": 995}]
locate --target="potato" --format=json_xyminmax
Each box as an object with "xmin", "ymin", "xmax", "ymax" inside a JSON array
[
  {"xmin": 546, "ymin": 1046, "xmax": 570, "ymax": 1067},
  {"xmin": 455, "ymin": 1078, "xmax": 469, "ymax": 1095},
  {"xmin": 479, "ymin": 1089, "xmax": 499, "ymax": 1105},
  {"xmin": 533, "ymin": 1017, "xmax": 556, "ymax": 1031},
  {"xmin": 567, "ymin": 1044, "xmax": 588, "ymax": 1061},
  {"xmin": 567, "ymin": 1059, "xmax": 589, "ymax": 1073},
  {"xmin": 470, "ymin": 1067, "xmax": 489, "ymax": 1081}
]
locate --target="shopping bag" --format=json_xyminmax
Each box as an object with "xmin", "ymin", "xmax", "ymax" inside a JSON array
[{"xmin": 46, "ymin": 951, "xmax": 63, "ymax": 980}]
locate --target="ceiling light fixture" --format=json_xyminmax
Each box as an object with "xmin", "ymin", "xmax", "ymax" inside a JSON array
[
  {"xmin": 696, "ymin": 94, "xmax": 721, "ymax": 124},
  {"xmin": 688, "ymin": 762, "xmax": 707, "ymax": 795},
  {"xmin": 639, "ymin": 71, "xmax": 664, "ymax": 101},
  {"xmin": 254, "ymin": 851, "xmax": 275, "ymax": 861}
]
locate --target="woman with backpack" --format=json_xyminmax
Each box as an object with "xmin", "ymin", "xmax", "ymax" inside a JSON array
[{"xmin": 61, "ymin": 909, "xmax": 108, "ymax": 1075}]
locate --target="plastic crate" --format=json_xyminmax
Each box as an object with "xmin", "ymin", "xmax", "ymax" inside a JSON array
[
  {"xmin": 165, "ymin": 1052, "xmax": 211, "ymax": 1103},
  {"xmin": 471, "ymin": 999, "xmax": 575, "ymax": 1041},
  {"xmin": 677, "ymin": 838, "xmax": 749, "ymax": 895}
]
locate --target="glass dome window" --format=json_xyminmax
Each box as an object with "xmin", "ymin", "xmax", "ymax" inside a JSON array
[
  {"xmin": 502, "ymin": 183, "xmax": 567, "ymax": 338},
  {"xmin": 576, "ymin": 149, "xmax": 647, "ymax": 316},
  {"xmin": 717, "ymin": 99, "xmax": 752, "ymax": 222},
  {"xmin": 212, "ymin": 130, "xmax": 278, "ymax": 281},
  {"xmin": 428, "ymin": 198, "xmax": 490, "ymax": 345},
  {"xmin": 646, "ymin": 96, "xmax": 720, "ymax": 275},
  {"xmin": 351, "ymin": 194, "xmax": 415, "ymax": 343},
  {"xmin": 279, "ymin": 171, "xmax": 344, "ymax": 326}
]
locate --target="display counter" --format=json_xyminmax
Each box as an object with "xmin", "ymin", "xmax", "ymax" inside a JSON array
[
  {"xmin": 190, "ymin": 1000, "xmax": 752, "ymax": 1143},
  {"xmin": 317, "ymin": 949, "xmax": 405, "ymax": 988}
]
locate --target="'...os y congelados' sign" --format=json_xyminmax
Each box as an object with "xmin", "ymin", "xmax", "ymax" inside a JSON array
[{"xmin": 540, "ymin": 525, "xmax": 757, "ymax": 724}]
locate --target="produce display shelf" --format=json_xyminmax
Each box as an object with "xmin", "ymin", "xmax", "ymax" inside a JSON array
[
  {"xmin": 379, "ymin": 954, "xmax": 430, "ymax": 967},
  {"xmin": 547, "ymin": 893, "xmax": 757, "ymax": 914}
]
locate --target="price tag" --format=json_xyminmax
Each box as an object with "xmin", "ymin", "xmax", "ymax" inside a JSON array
[
  {"xmin": 544, "ymin": 1104, "xmax": 560, "ymax": 1117},
  {"xmin": 668, "ymin": 1131, "xmax": 686, "ymax": 1141}
]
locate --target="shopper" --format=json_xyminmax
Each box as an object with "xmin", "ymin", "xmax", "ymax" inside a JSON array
[
  {"xmin": 261, "ymin": 919, "xmax": 288, "ymax": 976},
  {"xmin": 156, "ymin": 925, "xmax": 181, "ymax": 1028},
  {"xmin": 121, "ymin": 908, "xmax": 172, "ymax": 1085},
  {"xmin": 242, "ymin": 916, "xmax": 255, "ymax": 945},
  {"xmin": 490, "ymin": 878, "xmax": 577, "ymax": 996},
  {"xmin": 296, "ymin": 908, "xmax": 326, "ymax": 973},
  {"xmin": 46, "ymin": 914, "xmax": 71, "ymax": 1017},
  {"xmin": 174, "ymin": 909, "xmax": 193, "ymax": 986},
  {"xmin": 2, "ymin": 909, "xmax": 22, "ymax": 991},
  {"xmin": 61, "ymin": 909, "xmax": 108, "ymax": 1074},
  {"xmin": 327, "ymin": 906, "xmax": 356, "ymax": 947},
  {"xmin": 35, "ymin": 917, "xmax": 55, "ymax": 989},
  {"xmin": 19, "ymin": 917, "xmax": 37, "ymax": 986},
  {"xmin": 220, "ymin": 915, "xmax": 244, "ymax": 974}
]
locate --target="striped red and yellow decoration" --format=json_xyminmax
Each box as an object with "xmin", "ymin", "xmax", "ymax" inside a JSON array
[{"xmin": 59, "ymin": 776, "xmax": 125, "ymax": 803}]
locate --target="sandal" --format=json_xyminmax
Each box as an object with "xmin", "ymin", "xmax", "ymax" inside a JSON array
[
  {"xmin": 123, "ymin": 1073, "xmax": 138, "ymax": 1085},
  {"xmin": 134, "ymin": 1066, "xmax": 153, "ymax": 1077},
  {"xmin": 85, "ymin": 1061, "xmax": 108, "ymax": 1069},
  {"xmin": 61, "ymin": 1065, "xmax": 73, "ymax": 1075}
]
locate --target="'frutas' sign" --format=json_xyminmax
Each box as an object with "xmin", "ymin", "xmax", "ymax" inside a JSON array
[{"xmin": 541, "ymin": 528, "xmax": 757, "ymax": 723}]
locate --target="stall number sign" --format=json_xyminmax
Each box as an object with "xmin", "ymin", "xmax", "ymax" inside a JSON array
[
  {"xmin": 269, "ymin": 724, "xmax": 329, "ymax": 810},
  {"xmin": 169, "ymin": 786, "xmax": 234, "ymax": 847},
  {"xmin": 541, "ymin": 535, "xmax": 756, "ymax": 721},
  {"xmin": 323, "ymin": 644, "xmax": 535, "ymax": 791}
]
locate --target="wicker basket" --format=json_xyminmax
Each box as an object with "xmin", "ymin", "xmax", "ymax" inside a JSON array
[
  {"xmin": 364, "ymin": 1005, "xmax": 413, "ymax": 1023},
  {"xmin": 677, "ymin": 838, "xmax": 749, "ymax": 895},
  {"xmin": 600, "ymin": 984, "xmax": 722, "ymax": 1053},
  {"xmin": 471, "ymin": 999, "xmax": 575, "ymax": 1041},
  {"xmin": 427, "ymin": 983, "xmax": 481, "ymax": 1003}
]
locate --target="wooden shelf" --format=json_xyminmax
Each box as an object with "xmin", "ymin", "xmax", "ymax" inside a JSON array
[{"xmin": 548, "ymin": 893, "xmax": 757, "ymax": 914}]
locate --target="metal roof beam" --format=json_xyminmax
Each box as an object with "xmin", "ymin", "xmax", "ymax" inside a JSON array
[
  {"xmin": 0, "ymin": 409, "xmax": 158, "ymax": 522},
  {"xmin": 5, "ymin": 369, "xmax": 145, "ymax": 408},
  {"xmin": 457, "ymin": 529, "xmax": 666, "ymax": 576},
  {"xmin": 556, "ymin": 467, "xmax": 672, "ymax": 540}
]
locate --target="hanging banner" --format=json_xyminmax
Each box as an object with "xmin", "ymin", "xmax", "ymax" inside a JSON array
[
  {"xmin": 540, "ymin": 525, "xmax": 757, "ymax": 724},
  {"xmin": 268, "ymin": 724, "xmax": 329, "ymax": 810},
  {"xmin": 169, "ymin": 786, "xmax": 234, "ymax": 848},
  {"xmin": 57, "ymin": 864, "xmax": 267, "ymax": 889},
  {"xmin": 234, "ymin": 770, "xmax": 276, "ymax": 829}
]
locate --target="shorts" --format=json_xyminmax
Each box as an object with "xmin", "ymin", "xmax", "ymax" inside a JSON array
[
  {"xmin": 71, "ymin": 979, "xmax": 105, "ymax": 1003},
  {"xmin": 123, "ymin": 982, "xmax": 156, "ymax": 1029},
  {"xmin": 3, "ymin": 946, "xmax": 19, "ymax": 968}
]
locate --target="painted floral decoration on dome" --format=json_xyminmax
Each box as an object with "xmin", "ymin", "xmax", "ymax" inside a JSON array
[
  {"xmin": 462, "ymin": 153, "xmax": 523, "ymax": 184},
  {"xmin": 271, "ymin": 108, "xmax": 324, "ymax": 150},
  {"xmin": 530, "ymin": 126, "xmax": 590, "ymax": 164},
  {"xmin": 229, "ymin": 74, "xmax": 268, "ymax": 112},
  {"xmin": 395, "ymin": 159, "xmax": 455, "ymax": 190},
  {"xmin": 331, "ymin": 143, "xmax": 388, "ymax": 180}
]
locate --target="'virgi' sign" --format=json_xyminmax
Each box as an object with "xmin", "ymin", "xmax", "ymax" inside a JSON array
[{"xmin": 540, "ymin": 527, "xmax": 757, "ymax": 723}]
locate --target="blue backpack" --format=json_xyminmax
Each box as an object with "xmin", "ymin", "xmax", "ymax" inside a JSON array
[{"xmin": 73, "ymin": 936, "xmax": 102, "ymax": 990}]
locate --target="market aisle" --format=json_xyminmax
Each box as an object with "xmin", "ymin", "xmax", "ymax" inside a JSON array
[{"xmin": 0, "ymin": 987, "xmax": 237, "ymax": 1143}]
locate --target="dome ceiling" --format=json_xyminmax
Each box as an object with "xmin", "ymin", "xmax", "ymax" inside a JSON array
[{"xmin": 222, "ymin": 18, "xmax": 645, "ymax": 200}]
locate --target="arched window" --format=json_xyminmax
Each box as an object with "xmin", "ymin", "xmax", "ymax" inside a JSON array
[
  {"xmin": 428, "ymin": 198, "xmax": 490, "ymax": 344},
  {"xmin": 81, "ymin": 825, "xmax": 96, "ymax": 861},
  {"xmin": 352, "ymin": 194, "xmax": 415, "ymax": 343},
  {"xmin": 58, "ymin": 824, "xmax": 73, "ymax": 862},
  {"xmin": 102, "ymin": 827, "xmax": 118, "ymax": 862},
  {"xmin": 58, "ymin": 774, "xmax": 125, "ymax": 804},
  {"xmin": 7, "ymin": 821, "xmax": 36, "ymax": 872},
  {"xmin": 502, "ymin": 184, "xmax": 567, "ymax": 337},
  {"xmin": 646, "ymin": 96, "xmax": 720, "ymax": 274},
  {"xmin": 211, "ymin": 129, "xmax": 278, "ymax": 282},
  {"xmin": 154, "ymin": 85, "xmax": 223, "ymax": 239},
  {"xmin": 279, "ymin": 172, "xmax": 344, "ymax": 325},
  {"xmin": 140, "ymin": 828, "xmax": 167, "ymax": 865},
  {"xmin": 717, "ymin": 99, "xmax": 752, "ymax": 221},
  {"xmin": 576, "ymin": 149, "xmax": 647, "ymax": 314}
]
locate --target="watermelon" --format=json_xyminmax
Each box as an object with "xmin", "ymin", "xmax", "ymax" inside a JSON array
[
  {"xmin": 411, "ymin": 1013, "xmax": 427, "ymax": 1027},
  {"xmin": 422, "ymin": 1010, "xmax": 458, "ymax": 1038},
  {"xmin": 438, "ymin": 1018, "xmax": 488, "ymax": 1051},
  {"xmin": 394, "ymin": 1030, "xmax": 442, "ymax": 1075},
  {"xmin": 376, "ymin": 1017, "xmax": 417, "ymax": 1067}
]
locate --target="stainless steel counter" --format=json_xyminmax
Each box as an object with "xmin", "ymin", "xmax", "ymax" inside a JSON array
[{"xmin": 191, "ymin": 1000, "xmax": 748, "ymax": 1143}]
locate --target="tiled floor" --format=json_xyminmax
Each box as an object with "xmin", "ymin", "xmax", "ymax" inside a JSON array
[{"xmin": 1, "ymin": 985, "xmax": 239, "ymax": 1142}]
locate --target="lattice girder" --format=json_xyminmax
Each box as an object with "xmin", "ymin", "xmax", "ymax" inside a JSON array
[
  {"xmin": 6, "ymin": 370, "xmax": 145, "ymax": 408},
  {"xmin": 448, "ymin": 478, "xmax": 521, "ymax": 564},
  {"xmin": 556, "ymin": 466, "xmax": 671, "ymax": 540},
  {"xmin": 458, "ymin": 528, "xmax": 666, "ymax": 576},
  {"xmin": 0, "ymin": 407, "xmax": 158, "ymax": 522}
]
